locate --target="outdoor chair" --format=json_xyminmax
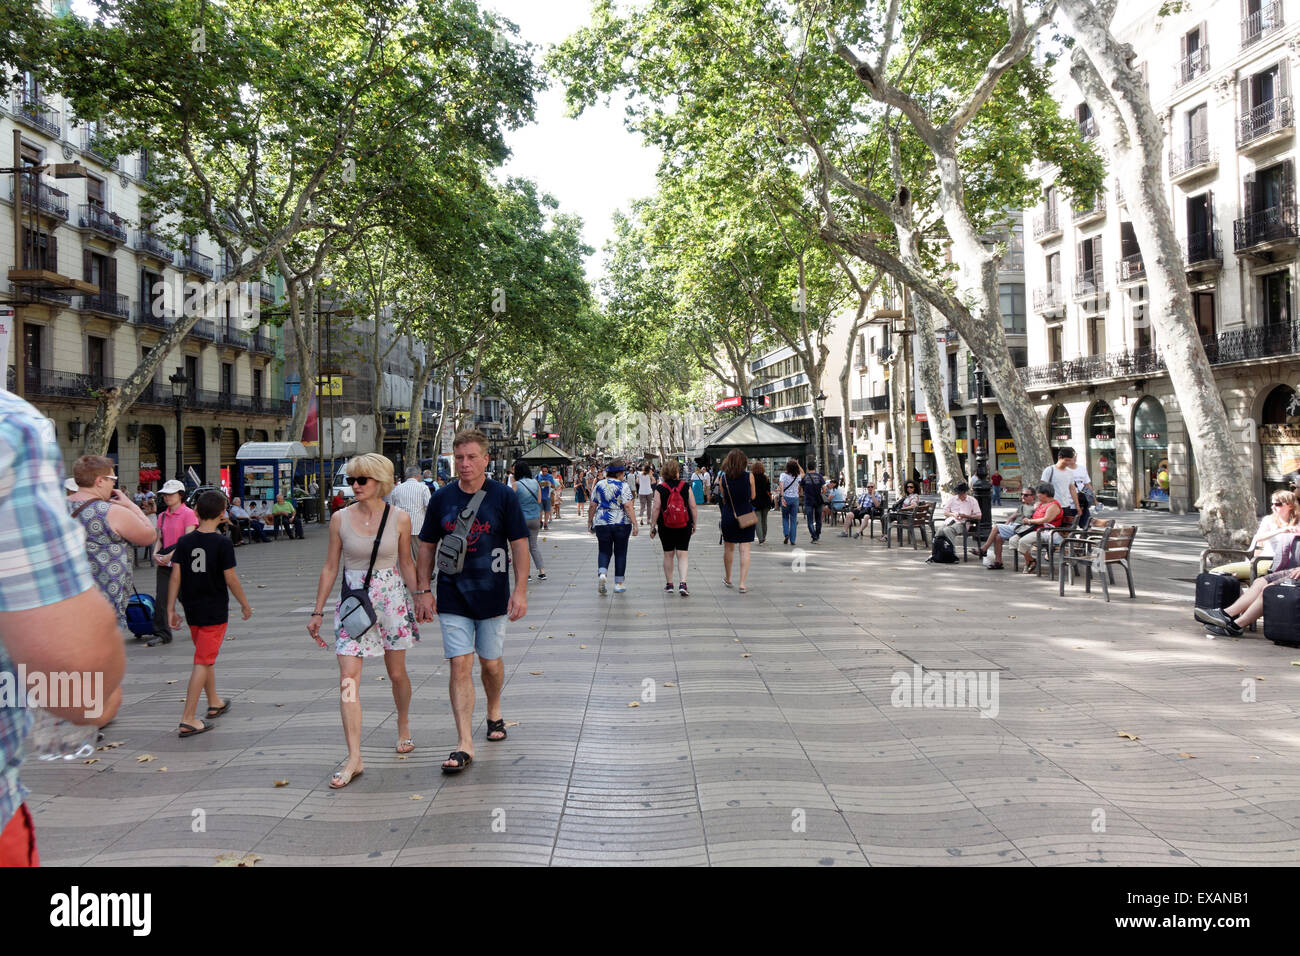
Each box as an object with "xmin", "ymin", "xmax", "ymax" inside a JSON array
[
  {"xmin": 936, "ymin": 517, "xmax": 979, "ymax": 562},
  {"xmin": 1057, "ymin": 524, "xmax": 1138, "ymax": 601},
  {"xmin": 1013, "ymin": 514, "xmax": 1076, "ymax": 576},
  {"xmin": 891, "ymin": 501, "xmax": 933, "ymax": 550},
  {"xmin": 827, "ymin": 500, "xmax": 852, "ymax": 526}
]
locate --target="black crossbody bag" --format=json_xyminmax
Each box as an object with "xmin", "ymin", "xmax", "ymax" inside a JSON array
[{"xmin": 337, "ymin": 505, "xmax": 390, "ymax": 640}]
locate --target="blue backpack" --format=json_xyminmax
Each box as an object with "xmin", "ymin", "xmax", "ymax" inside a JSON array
[{"xmin": 125, "ymin": 589, "xmax": 156, "ymax": 637}]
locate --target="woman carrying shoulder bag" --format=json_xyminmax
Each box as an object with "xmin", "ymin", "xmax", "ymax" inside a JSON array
[
  {"xmin": 513, "ymin": 461, "xmax": 547, "ymax": 581},
  {"xmin": 306, "ymin": 453, "xmax": 421, "ymax": 789},
  {"xmin": 718, "ymin": 450, "xmax": 757, "ymax": 592}
]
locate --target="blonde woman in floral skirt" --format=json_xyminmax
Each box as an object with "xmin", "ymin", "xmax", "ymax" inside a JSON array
[{"xmin": 307, "ymin": 453, "xmax": 421, "ymax": 788}]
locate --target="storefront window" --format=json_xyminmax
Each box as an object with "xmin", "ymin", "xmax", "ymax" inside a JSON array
[
  {"xmin": 1087, "ymin": 401, "xmax": 1118, "ymax": 506},
  {"xmin": 1260, "ymin": 385, "xmax": 1300, "ymax": 500},
  {"xmin": 1048, "ymin": 405, "xmax": 1072, "ymax": 458},
  {"xmin": 1134, "ymin": 397, "xmax": 1168, "ymax": 509}
]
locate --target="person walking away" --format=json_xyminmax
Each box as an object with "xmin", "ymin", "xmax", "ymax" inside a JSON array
[
  {"xmin": 717, "ymin": 450, "xmax": 757, "ymax": 591},
  {"xmin": 0, "ymin": 390, "xmax": 124, "ymax": 866},
  {"xmin": 1041, "ymin": 446, "xmax": 1082, "ymax": 526},
  {"xmin": 66, "ymin": 455, "xmax": 156, "ymax": 632},
  {"xmin": 537, "ymin": 466, "xmax": 555, "ymax": 530},
  {"xmin": 149, "ymin": 479, "xmax": 199, "ymax": 646},
  {"xmin": 649, "ymin": 459, "xmax": 697, "ymax": 596},
  {"xmin": 415, "ymin": 431, "xmax": 529, "ymax": 775},
  {"xmin": 390, "ymin": 465, "xmax": 432, "ymax": 563},
  {"xmin": 637, "ymin": 464, "xmax": 655, "ymax": 524},
  {"xmin": 513, "ymin": 461, "xmax": 547, "ymax": 581},
  {"xmin": 751, "ymin": 461, "xmax": 773, "ymax": 545},
  {"xmin": 779, "ymin": 459, "xmax": 803, "ymax": 545},
  {"xmin": 588, "ymin": 461, "xmax": 638, "ymax": 594},
  {"xmin": 991, "ymin": 470, "xmax": 1003, "ymax": 506},
  {"xmin": 310, "ymin": 453, "xmax": 422, "ymax": 786},
  {"xmin": 166, "ymin": 491, "xmax": 251, "ymax": 738},
  {"xmin": 801, "ymin": 460, "xmax": 827, "ymax": 543}
]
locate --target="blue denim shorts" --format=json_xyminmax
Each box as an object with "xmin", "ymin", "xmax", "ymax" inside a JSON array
[{"xmin": 438, "ymin": 613, "xmax": 507, "ymax": 660}]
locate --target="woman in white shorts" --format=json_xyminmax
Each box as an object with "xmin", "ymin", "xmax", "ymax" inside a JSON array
[{"xmin": 307, "ymin": 453, "xmax": 420, "ymax": 789}]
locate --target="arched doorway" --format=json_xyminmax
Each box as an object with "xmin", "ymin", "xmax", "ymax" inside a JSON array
[
  {"xmin": 1260, "ymin": 384, "xmax": 1300, "ymax": 500},
  {"xmin": 183, "ymin": 426, "xmax": 207, "ymax": 485},
  {"xmin": 254, "ymin": 429, "xmax": 269, "ymax": 442},
  {"xmin": 1048, "ymin": 404, "xmax": 1072, "ymax": 459},
  {"xmin": 137, "ymin": 425, "xmax": 165, "ymax": 492},
  {"xmin": 1133, "ymin": 397, "xmax": 1169, "ymax": 509},
  {"xmin": 1086, "ymin": 401, "xmax": 1118, "ymax": 506}
]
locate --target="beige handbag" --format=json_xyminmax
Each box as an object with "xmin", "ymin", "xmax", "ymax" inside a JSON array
[{"xmin": 722, "ymin": 476, "xmax": 758, "ymax": 529}]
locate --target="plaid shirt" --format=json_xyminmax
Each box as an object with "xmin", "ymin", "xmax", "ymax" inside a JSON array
[{"xmin": 0, "ymin": 389, "xmax": 95, "ymax": 829}]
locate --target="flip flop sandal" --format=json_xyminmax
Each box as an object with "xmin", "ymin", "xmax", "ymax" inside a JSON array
[
  {"xmin": 441, "ymin": 751, "xmax": 473, "ymax": 774},
  {"xmin": 177, "ymin": 721, "xmax": 212, "ymax": 738},
  {"xmin": 486, "ymin": 718, "xmax": 507, "ymax": 742},
  {"xmin": 205, "ymin": 699, "xmax": 232, "ymax": 719},
  {"xmin": 329, "ymin": 766, "xmax": 364, "ymax": 789},
  {"xmin": 396, "ymin": 738, "xmax": 415, "ymax": 754}
]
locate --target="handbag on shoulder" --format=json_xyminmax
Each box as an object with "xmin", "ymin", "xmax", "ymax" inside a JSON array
[{"xmin": 337, "ymin": 505, "xmax": 390, "ymax": 640}]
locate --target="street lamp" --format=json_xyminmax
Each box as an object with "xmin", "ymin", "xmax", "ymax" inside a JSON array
[
  {"xmin": 169, "ymin": 368, "xmax": 189, "ymax": 482},
  {"xmin": 971, "ymin": 365, "xmax": 992, "ymax": 539},
  {"xmin": 813, "ymin": 390, "xmax": 827, "ymax": 471}
]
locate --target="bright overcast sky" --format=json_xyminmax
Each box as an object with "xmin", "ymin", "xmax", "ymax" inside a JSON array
[{"xmin": 487, "ymin": 0, "xmax": 660, "ymax": 283}]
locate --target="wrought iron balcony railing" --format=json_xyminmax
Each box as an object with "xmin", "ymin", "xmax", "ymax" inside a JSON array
[
  {"xmin": 77, "ymin": 204, "xmax": 128, "ymax": 243},
  {"xmin": 1242, "ymin": 0, "xmax": 1284, "ymax": 47},
  {"xmin": 1234, "ymin": 203, "xmax": 1299, "ymax": 250},
  {"xmin": 1238, "ymin": 95, "xmax": 1294, "ymax": 147},
  {"xmin": 1169, "ymin": 137, "xmax": 1216, "ymax": 177}
]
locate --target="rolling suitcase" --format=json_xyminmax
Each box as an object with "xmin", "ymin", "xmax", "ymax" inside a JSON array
[
  {"xmin": 1195, "ymin": 572, "xmax": 1240, "ymax": 615},
  {"xmin": 1263, "ymin": 582, "xmax": 1300, "ymax": 647}
]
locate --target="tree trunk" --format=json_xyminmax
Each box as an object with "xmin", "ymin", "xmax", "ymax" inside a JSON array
[
  {"xmin": 887, "ymin": 346, "xmax": 908, "ymax": 494},
  {"xmin": 1056, "ymin": 0, "xmax": 1256, "ymax": 548},
  {"xmin": 286, "ymin": 280, "xmax": 318, "ymax": 442}
]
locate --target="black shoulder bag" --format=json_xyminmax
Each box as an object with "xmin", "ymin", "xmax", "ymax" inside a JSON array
[
  {"xmin": 436, "ymin": 488, "xmax": 488, "ymax": 575},
  {"xmin": 337, "ymin": 505, "xmax": 390, "ymax": 640}
]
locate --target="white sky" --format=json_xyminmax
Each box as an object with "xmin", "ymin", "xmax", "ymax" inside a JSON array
[{"xmin": 488, "ymin": 0, "xmax": 660, "ymax": 281}]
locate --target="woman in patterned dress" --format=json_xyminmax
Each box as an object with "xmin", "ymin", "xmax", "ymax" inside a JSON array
[{"xmin": 306, "ymin": 453, "xmax": 421, "ymax": 789}]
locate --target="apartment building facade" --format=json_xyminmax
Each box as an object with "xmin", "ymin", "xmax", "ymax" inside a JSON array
[
  {"xmin": 2, "ymin": 70, "xmax": 289, "ymax": 491},
  {"xmin": 1025, "ymin": 0, "xmax": 1298, "ymax": 514}
]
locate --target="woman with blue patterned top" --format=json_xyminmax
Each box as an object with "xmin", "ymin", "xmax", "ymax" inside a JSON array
[{"xmin": 587, "ymin": 461, "xmax": 638, "ymax": 595}]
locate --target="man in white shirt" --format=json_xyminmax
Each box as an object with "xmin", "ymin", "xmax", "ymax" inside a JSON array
[
  {"xmin": 389, "ymin": 466, "xmax": 431, "ymax": 560},
  {"xmin": 934, "ymin": 482, "xmax": 983, "ymax": 550},
  {"xmin": 1040, "ymin": 446, "xmax": 1081, "ymax": 522}
]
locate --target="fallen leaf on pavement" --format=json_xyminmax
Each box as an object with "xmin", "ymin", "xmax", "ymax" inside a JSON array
[
  {"xmin": 636, "ymin": 612, "xmax": 646, "ymax": 617},
  {"xmin": 663, "ymin": 682, "xmax": 676, "ymax": 688},
  {"xmin": 529, "ymin": 671, "xmax": 544, "ymax": 676},
  {"xmin": 136, "ymin": 754, "xmax": 156, "ymax": 763},
  {"xmin": 376, "ymin": 676, "xmax": 385, "ymax": 681},
  {"xmin": 627, "ymin": 701, "xmax": 640, "ymax": 708},
  {"xmin": 274, "ymin": 780, "xmax": 289, "ymax": 787},
  {"xmin": 410, "ymin": 794, "xmax": 423, "ymax": 801},
  {"xmin": 166, "ymin": 679, "xmax": 178, "ymax": 684},
  {"xmin": 1116, "ymin": 731, "xmax": 1139, "ymax": 741},
  {"xmin": 397, "ymin": 754, "xmax": 408, "ymax": 760},
  {"xmin": 1256, "ymin": 676, "xmax": 1266, "ymax": 680},
  {"xmin": 567, "ymin": 632, "xmax": 575, "ymax": 636},
  {"xmin": 741, "ymin": 653, "xmax": 751, "ymax": 658},
  {"xmin": 83, "ymin": 758, "xmax": 99, "ymax": 765},
  {"xmin": 215, "ymin": 852, "xmax": 261, "ymax": 867},
  {"xmin": 96, "ymin": 741, "xmax": 124, "ymax": 751},
  {"xmin": 257, "ymin": 584, "xmax": 267, "ymax": 589},
  {"xmin": 505, "ymin": 721, "xmax": 519, "ymax": 728},
  {"xmin": 1178, "ymin": 753, "xmax": 1197, "ymax": 759},
  {"xmin": 796, "ymin": 603, "xmax": 804, "ymax": 607},
  {"xmin": 528, "ymin": 625, "xmax": 536, "ymax": 630},
  {"xmin": 156, "ymin": 767, "xmax": 167, "ymax": 773},
  {"xmin": 275, "ymin": 703, "xmax": 285, "ymax": 707}
]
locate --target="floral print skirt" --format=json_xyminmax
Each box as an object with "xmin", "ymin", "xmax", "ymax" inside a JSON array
[{"xmin": 334, "ymin": 567, "xmax": 420, "ymax": 658}]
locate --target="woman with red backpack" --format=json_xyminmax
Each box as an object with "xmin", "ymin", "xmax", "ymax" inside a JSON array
[{"xmin": 649, "ymin": 459, "xmax": 698, "ymax": 597}]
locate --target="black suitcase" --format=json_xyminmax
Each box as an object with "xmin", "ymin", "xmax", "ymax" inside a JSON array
[
  {"xmin": 1263, "ymin": 583, "xmax": 1300, "ymax": 647},
  {"xmin": 1195, "ymin": 571, "xmax": 1241, "ymax": 614}
]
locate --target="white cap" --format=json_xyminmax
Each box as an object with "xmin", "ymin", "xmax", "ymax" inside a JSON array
[
  {"xmin": 64, "ymin": 477, "xmax": 79, "ymax": 493},
  {"xmin": 160, "ymin": 479, "xmax": 186, "ymax": 495}
]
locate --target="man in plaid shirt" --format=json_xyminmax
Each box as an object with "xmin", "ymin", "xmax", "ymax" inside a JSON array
[{"xmin": 0, "ymin": 389, "xmax": 124, "ymax": 865}]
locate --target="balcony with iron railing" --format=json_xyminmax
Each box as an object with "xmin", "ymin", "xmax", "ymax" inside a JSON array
[
  {"xmin": 12, "ymin": 177, "xmax": 70, "ymax": 221},
  {"xmin": 948, "ymin": 380, "xmax": 963, "ymax": 409},
  {"xmin": 1072, "ymin": 194, "xmax": 1104, "ymax": 225},
  {"xmin": 80, "ymin": 126, "xmax": 117, "ymax": 167},
  {"xmin": 876, "ymin": 346, "xmax": 893, "ymax": 362},
  {"xmin": 7, "ymin": 281, "xmax": 71, "ymax": 307},
  {"xmin": 190, "ymin": 318, "xmax": 216, "ymax": 341},
  {"xmin": 259, "ymin": 281, "xmax": 275, "ymax": 304},
  {"xmin": 188, "ymin": 388, "xmax": 292, "ymax": 416},
  {"xmin": 1073, "ymin": 270, "xmax": 1106, "ymax": 300},
  {"xmin": 1117, "ymin": 252, "xmax": 1145, "ymax": 284},
  {"xmin": 1032, "ymin": 208, "xmax": 1062, "ymax": 240},
  {"xmin": 181, "ymin": 248, "xmax": 214, "ymax": 278},
  {"xmin": 76, "ymin": 291, "xmax": 130, "ymax": 320},
  {"xmin": 134, "ymin": 229, "xmax": 173, "ymax": 263},
  {"xmin": 851, "ymin": 394, "xmax": 890, "ymax": 413},
  {"xmin": 77, "ymin": 204, "xmax": 128, "ymax": 243},
  {"xmin": 1242, "ymin": 0, "xmax": 1284, "ymax": 47},
  {"xmin": 219, "ymin": 325, "xmax": 252, "ymax": 350},
  {"xmin": 1186, "ymin": 228, "xmax": 1223, "ymax": 268},
  {"xmin": 1238, "ymin": 95, "xmax": 1295, "ymax": 149},
  {"xmin": 1033, "ymin": 284, "xmax": 1065, "ymax": 315},
  {"xmin": 252, "ymin": 330, "xmax": 276, "ymax": 355},
  {"xmin": 1234, "ymin": 202, "xmax": 1299, "ymax": 251},
  {"xmin": 966, "ymin": 370, "xmax": 995, "ymax": 400},
  {"xmin": 11, "ymin": 93, "xmax": 60, "ymax": 138},
  {"xmin": 1169, "ymin": 137, "xmax": 1217, "ymax": 181},
  {"xmin": 133, "ymin": 304, "xmax": 175, "ymax": 329},
  {"xmin": 1176, "ymin": 46, "xmax": 1210, "ymax": 87},
  {"xmin": 1079, "ymin": 115, "xmax": 1099, "ymax": 140}
]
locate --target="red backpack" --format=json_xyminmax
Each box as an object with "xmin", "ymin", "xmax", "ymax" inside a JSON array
[{"xmin": 663, "ymin": 481, "xmax": 689, "ymax": 529}]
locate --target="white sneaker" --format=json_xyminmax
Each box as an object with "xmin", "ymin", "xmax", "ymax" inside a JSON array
[
  {"xmin": 614, "ymin": 583, "xmax": 626, "ymax": 593},
  {"xmin": 598, "ymin": 573, "xmax": 607, "ymax": 595}
]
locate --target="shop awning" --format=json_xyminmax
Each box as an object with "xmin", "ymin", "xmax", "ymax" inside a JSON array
[
  {"xmin": 692, "ymin": 412, "xmax": 808, "ymax": 463},
  {"xmin": 517, "ymin": 441, "xmax": 574, "ymax": 466},
  {"xmin": 236, "ymin": 441, "xmax": 310, "ymax": 461}
]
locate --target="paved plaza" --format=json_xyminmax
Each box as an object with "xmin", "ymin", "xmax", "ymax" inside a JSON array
[{"xmin": 22, "ymin": 504, "xmax": 1300, "ymax": 866}]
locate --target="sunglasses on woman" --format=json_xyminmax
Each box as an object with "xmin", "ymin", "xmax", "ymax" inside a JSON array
[{"xmin": 345, "ymin": 476, "xmax": 370, "ymax": 486}]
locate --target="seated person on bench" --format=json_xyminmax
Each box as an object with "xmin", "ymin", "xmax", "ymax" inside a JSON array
[
  {"xmin": 1209, "ymin": 490, "xmax": 1298, "ymax": 580},
  {"xmin": 976, "ymin": 484, "xmax": 1061, "ymax": 571},
  {"xmin": 823, "ymin": 480, "xmax": 848, "ymax": 524},
  {"xmin": 843, "ymin": 484, "xmax": 882, "ymax": 538},
  {"xmin": 1198, "ymin": 528, "xmax": 1300, "ymax": 636},
  {"xmin": 934, "ymin": 482, "xmax": 981, "ymax": 549}
]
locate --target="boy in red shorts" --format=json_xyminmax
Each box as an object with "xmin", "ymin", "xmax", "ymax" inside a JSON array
[{"xmin": 166, "ymin": 490, "xmax": 252, "ymax": 737}]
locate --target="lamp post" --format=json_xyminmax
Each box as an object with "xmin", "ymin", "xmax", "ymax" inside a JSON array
[
  {"xmin": 971, "ymin": 365, "xmax": 992, "ymax": 540},
  {"xmin": 813, "ymin": 389, "xmax": 827, "ymax": 470},
  {"xmin": 169, "ymin": 368, "xmax": 189, "ymax": 482}
]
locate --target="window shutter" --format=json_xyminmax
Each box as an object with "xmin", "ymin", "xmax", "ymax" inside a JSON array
[
  {"xmin": 1093, "ymin": 236, "xmax": 1104, "ymax": 276},
  {"xmin": 83, "ymin": 247, "xmax": 93, "ymax": 283},
  {"xmin": 47, "ymin": 233, "xmax": 57, "ymax": 273},
  {"xmin": 1241, "ymin": 77, "xmax": 1252, "ymax": 114},
  {"xmin": 1200, "ymin": 22, "xmax": 1208, "ymax": 55},
  {"xmin": 1076, "ymin": 242, "xmax": 1087, "ymax": 276},
  {"xmin": 1207, "ymin": 189, "xmax": 1216, "ymax": 229},
  {"xmin": 1244, "ymin": 172, "xmax": 1256, "ymax": 215},
  {"xmin": 1180, "ymin": 32, "xmax": 1188, "ymax": 62},
  {"xmin": 1283, "ymin": 160, "xmax": 1295, "ymax": 203},
  {"xmin": 106, "ymin": 256, "xmax": 116, "ymax": 295},
  {"xmin": 1280, "ymin": 57, "xmax": 1291, "ymax": 99}
]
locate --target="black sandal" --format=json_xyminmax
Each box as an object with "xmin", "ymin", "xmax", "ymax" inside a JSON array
[
  {"xmin": 486, "ymin": 718, "xmax": 507, "ymax": 742},
  {"xmin": 441, "ymin": 751, "xmax": 473, "ymax": 774},
  {"xmin": 206, "ymin": 699, "xmax": 232, "ymax": 719}
]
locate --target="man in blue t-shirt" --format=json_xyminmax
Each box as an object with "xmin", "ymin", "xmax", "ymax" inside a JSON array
[
  {"xmin": 416, "ymin": 430, "xmax": 529, "ymax": 775},
  {"xmin": 537, "ymin": 466, "xmax": 555, "ymax": 530},
  {"xmin": 801, "ymin": 460, "xmax": 827, "ymax": 543}
]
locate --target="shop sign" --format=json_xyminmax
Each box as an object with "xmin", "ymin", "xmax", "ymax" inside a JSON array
[
  {"xmin": 914, "ymin": 413, "xmax": 927, "ymax": 422},
  {"xmin": 1261, "ymin": 424, "xmax": 1300, "ymax": 444},
  {"xmin": 995, "ymin": 438, "xmax": 1017, "ymax": 454}
]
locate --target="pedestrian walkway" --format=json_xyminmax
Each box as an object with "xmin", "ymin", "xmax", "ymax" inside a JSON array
[{"xmin": 22, "ymin": 509, "xmax": 1300, "ymax": 866}]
